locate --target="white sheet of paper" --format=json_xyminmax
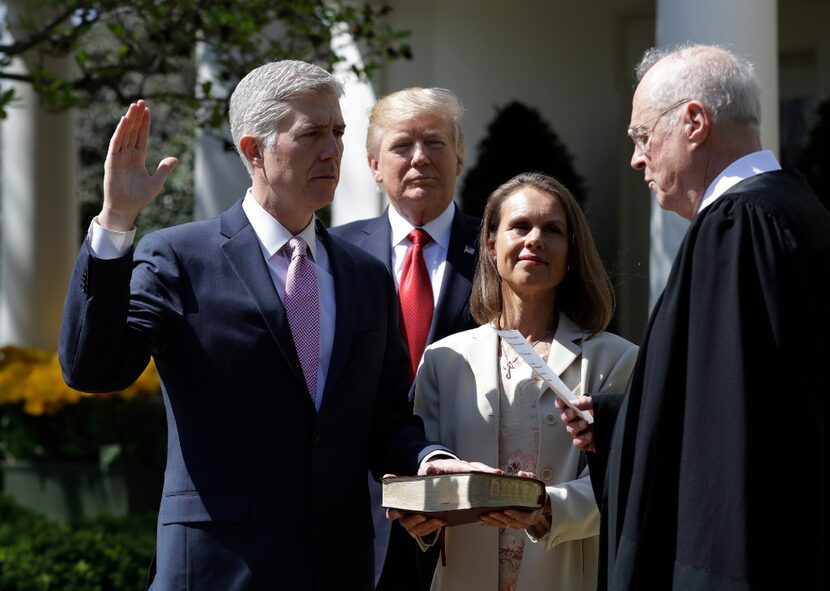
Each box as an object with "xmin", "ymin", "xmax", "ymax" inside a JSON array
[{"xmin": 496, "ymin": 329, "xmax": 593, "ymax": 424}]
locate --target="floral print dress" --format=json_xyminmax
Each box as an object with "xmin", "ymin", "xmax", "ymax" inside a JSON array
[{"xmin": 497, "ymin": 340, "xmax": 545, "ymax": 591}]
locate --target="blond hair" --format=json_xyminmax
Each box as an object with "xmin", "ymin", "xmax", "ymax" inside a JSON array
[{"xmin": 366, "ymin": 87, "xmax": 465, "ymax": 161}]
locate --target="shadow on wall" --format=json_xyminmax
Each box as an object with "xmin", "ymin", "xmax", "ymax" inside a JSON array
[{"xmin": 794, "ymin": 96, "xmax": 830, "ymax": 211}]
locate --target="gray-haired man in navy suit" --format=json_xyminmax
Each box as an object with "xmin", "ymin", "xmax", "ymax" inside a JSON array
[{"xmin": 59, "ymin": 62, "xmax": 493, "ymax": 591}]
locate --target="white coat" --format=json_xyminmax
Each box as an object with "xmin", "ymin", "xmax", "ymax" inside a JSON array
[{"xmin": 414, "ymin": 315, "xmax": 638, "ymax": 591}]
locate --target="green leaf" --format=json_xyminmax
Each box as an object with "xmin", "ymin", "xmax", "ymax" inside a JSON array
[{"xmin": 0, "ymin": 1, "xmax": 414, "ymax": 130}]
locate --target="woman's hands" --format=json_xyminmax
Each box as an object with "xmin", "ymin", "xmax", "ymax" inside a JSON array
[
  {"xmin": 387, "ymin": 469, "xmax": 552, "ymax": 535},
  {"xmin": 479, "ymin": 470, "xmax": 549, "ymax": 530},
  {"xmin": 385, "ymin": 459, "xmax": 502, "ymax": 537}
]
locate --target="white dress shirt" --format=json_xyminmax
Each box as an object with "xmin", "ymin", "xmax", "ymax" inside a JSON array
[
  {"xmin": 87, "ymin": 189, "xmax": 335, "ymax": 410},
  {"xmin": 387, "ymin": 201, "xmax": 455, "ymax": 308},
  {"xmin": 241, "ymin": 191, "xmax": 335, "ymax": 409},
  {"xmin": 697, "ymin": 150, "xmax": 782, "ymax": 213}
]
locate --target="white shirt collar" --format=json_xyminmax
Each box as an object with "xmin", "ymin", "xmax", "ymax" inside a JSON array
[
  {"xmin": 387, "ymin": 201, "xmax": 456, "ymax": 250},
  {"xmin": 242, "ymin": 189, "xmax": 318, "ymax": 260},
  {"xmin": 698, "ymin": 150, "xmax": 781, "ymax": 213}
]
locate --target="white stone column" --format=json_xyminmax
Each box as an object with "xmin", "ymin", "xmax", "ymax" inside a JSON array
[
  {"xmin": 330, "ymin": 26, "xmax": 382, "ymax": 226},
  {"xmin": 649, "ymin": 0, "xmax": 778, "ymax": 307},
  {"xmin": 193, "ymin": 43, "xmax": 249, "ymax": 220},
  {"xmin": 0, "ymin": 38, "xmax": 78, "ymax": 348},
  {"xmin": 194, "ymin": 127, "xmax": 250, "ymax": 220}
]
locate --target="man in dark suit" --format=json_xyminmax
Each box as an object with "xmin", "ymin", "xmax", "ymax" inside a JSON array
[
  {"xmin": 558, "ymin": 45, "xmax": 830, "ymax": 590},
  {"xmin": 59, "ymin": 60, "xmax": 489, "ymax": 591},
  {"xmin": 331, "ymin": 88, "xmax": 479, "ymax": 591}
]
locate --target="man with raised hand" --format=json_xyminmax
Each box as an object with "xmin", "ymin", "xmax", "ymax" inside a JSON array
[{"xmin": 60, "ymin": 60, "xmax": 488, "ymax": 591}]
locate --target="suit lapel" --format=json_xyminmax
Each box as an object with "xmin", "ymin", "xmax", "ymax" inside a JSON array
[
  {"xmin": 318, "ymin": 223, "xmax": 356, "ymax": 404},
  {"xmin": 219, "ymin": 201, "xmax": 306, "ymax": 390},
  {"xmin": 352, "ymin": 213, "xmax": 393, "ymax": 273},
  {"xmin": 458, "ymin": 318, "xmax": 583, "ymax": 416},
  {"xmin": 431, "ymin": 209, "xmax": 479, "ymax": 342},
  {"xmin": 461, "ymin": 325, "xmax": 501, "ymax": 467},
  {"xmin": 546, "ymin": 313, "xmax": 584, "ymax": 396},
  {"xmin": 349, "ymin": 208, "xmax": 479, "ymax": 346},
  {"xmin": 465, "ymin": 325, "xmax": 501, "ymax": 423}
]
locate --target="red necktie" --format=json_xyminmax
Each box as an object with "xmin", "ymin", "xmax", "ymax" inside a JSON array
[{"xmin": 399, "ymin": 228, "xmax": 434, "ymax": 380}]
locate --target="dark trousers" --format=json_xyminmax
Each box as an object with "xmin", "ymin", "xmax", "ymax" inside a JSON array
[{"xmin": 375, "ymin": 521, "xmax": 439, "ymax": 591}]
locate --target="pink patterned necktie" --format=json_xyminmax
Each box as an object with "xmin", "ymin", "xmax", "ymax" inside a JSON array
[
  {"xmin": 398, "ymin": 228, "xmax": 434, "ymax": 381},
  {"xmin": 284, "ymin": 236, "xmax": 320, "ymax": 402}
]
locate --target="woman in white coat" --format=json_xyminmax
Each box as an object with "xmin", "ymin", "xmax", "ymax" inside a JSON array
[{"xmin": 411, "ymin": 172, "xmax": 638, "ymax": 591}]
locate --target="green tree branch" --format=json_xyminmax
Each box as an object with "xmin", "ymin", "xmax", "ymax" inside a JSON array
[{"xmin": 0, "ymin": 0, "xmax": 411, "ymax": 126}]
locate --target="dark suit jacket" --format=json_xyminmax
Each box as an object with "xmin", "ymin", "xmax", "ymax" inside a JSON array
[
  {"xmin": 330, "ymin": 205, "xmax": 480, "ymax": 348},
  {"xmin": 59, "ymin": 200, "xmax": 447, "ymax": 591}
]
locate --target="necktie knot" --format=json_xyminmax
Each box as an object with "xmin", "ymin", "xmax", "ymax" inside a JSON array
[
  {"xmin": 408, "ymin": 228, "xmax": 431, "ymax": 248},
  {"xmin": 287, "ymin": 236, "xmax": 309, "ymax": 260}
]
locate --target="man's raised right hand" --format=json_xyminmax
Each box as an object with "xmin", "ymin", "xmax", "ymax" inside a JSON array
[{"xmin": 99, "ymin": 100, "xmax": 179, "ymax": 231}]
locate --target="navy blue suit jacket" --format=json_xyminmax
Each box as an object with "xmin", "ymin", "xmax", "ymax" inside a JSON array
[
  {"xmin": 330, "ymin": 205, "xmax": 480, "ymax": 348},
  {"xmin": 59, "ymin": 201, "xmax": 447, "ymax": 591}
]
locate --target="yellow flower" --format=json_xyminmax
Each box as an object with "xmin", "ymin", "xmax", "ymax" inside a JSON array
[{"xmin": 0, "ymin": 346, "xmax": 160, "ymax": 415}]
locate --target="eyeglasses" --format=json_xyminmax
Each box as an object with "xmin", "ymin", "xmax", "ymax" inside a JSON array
[{"xmin": 626, "ymin": 99, "xmax": 692, "ymax": 151}]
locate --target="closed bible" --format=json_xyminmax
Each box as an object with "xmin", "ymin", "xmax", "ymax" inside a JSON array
[{"xmin": 381, "ymin": 472, "xmax": 546, "ymax": 526}]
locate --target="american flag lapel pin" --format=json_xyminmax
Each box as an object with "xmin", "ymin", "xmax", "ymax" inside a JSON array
[{"xmin": 464, "ymin": 245, "xmax": 475, "ymax": 255}]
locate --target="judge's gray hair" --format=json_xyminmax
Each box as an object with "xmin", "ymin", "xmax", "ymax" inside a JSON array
[
  {"xmin": 229, "ymin": 60, "xmax": 344, "ymax": 176},
  {"xmin": 635, "ymin": 44, "xmax": 761, "ymax": 133}
]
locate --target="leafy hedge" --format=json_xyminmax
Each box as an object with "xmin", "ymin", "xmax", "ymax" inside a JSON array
[
  {"xmin": 0, "ymin": 394, "xmax": 166, "ymax": 467},
  {"xmin": 0, "ymin": 347, "xmax": 160, "ymax": 417},
  {"xmin": 460, "ymin": 100, "xmax": 587, "ymax": 218},
  {"xmin": 0, "ymin": 345, "xmax": 164, "ymax": 468},
  {"xmin": 0, "ymin": 495, "xmax": 156, "ymax": 591}
]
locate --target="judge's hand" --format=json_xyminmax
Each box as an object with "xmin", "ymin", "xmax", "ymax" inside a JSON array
[
  {"xmin": 480, "ymin": 470, "xmax": 550, "ymax": 530},
  {"xmin": 100, "ymin": 100, "xmax": 179, "ymax": 231},
  {"xmin": 555, "ymin": 396, "xmax": 596, "ymax": 452}
]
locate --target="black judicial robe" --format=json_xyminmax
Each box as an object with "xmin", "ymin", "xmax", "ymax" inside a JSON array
[{"xmin": 590, "ymin": 170, "xmax": 830, "ymax": 590}]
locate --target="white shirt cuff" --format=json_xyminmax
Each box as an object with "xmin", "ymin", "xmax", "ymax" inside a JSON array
[
  {"xmin": 418, "ymin": 450, "xmax": 460, "ymax": 472},
  {"xmin": 88, "ymin": 217, "xmax": 136, "ymax": 259}
]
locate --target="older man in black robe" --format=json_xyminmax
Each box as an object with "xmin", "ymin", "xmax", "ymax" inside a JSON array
[{"xmin": 559, "ymin": 44, "xmax": 830, "ymax": 590}]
